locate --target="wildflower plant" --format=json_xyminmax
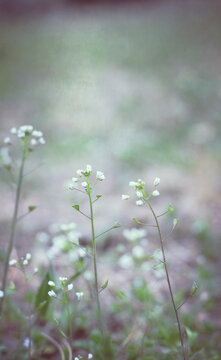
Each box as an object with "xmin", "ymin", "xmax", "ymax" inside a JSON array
[
  {"xmin": 123, "ymin": 177, "xmax": 196, "ymax": 360},
  {"xmin": 0, "ymin": 126, "xmax": 45, "ymax": 316},
  {"xmin": 69, "ymin": 165, "xmax": 120, "ymax": 350}
]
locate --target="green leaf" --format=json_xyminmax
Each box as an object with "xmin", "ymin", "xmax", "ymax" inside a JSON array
[
  {"xmin": 132, "ymin": 217, "xmax": 142, "ymax": 225},
  {"xmin": 28, "ymin": 205, "xmax": 36, "ymax": 212},
  {"xmin": 35, "ymin": 264, "xmax": 55, "ymax": 317},
  {"xmin": 172, "ymin": 218, "xmax": 179, "ymax": 230},
  {"xmin": 96, "ymin": 195, "xmax": 102, "ymax": 199},
  {"xmin": 112, "ymin": 220, "xmax": 121, "ymax": 229},
  {"xmin": 152, "ymin": 263, "xmax": 164, "ymax": 271},
  {"xmin": 72, "ymin": 205, "xmax": 80, "ymax": 211},
  {"xmin": 101, "ymin": 280, "xmax": 109, "ymax": 290},
  {"xmin": 167, "ymin": 204, "xmax": 174, "ymax": 213},
  {"xmin": 190, "ymin": 281, "xmax": 198, "ymax": 296}
]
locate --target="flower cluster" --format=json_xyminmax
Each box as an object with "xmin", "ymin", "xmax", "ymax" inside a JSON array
[
  {"xmin": 48, "ymin": 276, "xmax": 74, "ymax": 298},
  {"xmin": 68, "ymin": 164, "xmax": 105, "ymax": 190},
  {"xmin": 74, "ymin": 353, "xmax": 93, "ymax": 360},
  {"xmin": 122, "ymin": 177, "xmax": 161, "ymax": 206},
  {"xmin": 3, "ymin": 125, "xmax": 46, "ymax": 148},
  {"xmin": 9, "ymin": 252, "xmax": 32, "ymax": 267}
]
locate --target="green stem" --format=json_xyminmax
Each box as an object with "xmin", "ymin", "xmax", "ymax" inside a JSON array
[
  {"xmin": 62, "ymin": 288, "xmax": 72, "ymax": 340},
  {"xmin": 86, "ymin": 177, "xmax": 104, "ymax": 336},
  {"xmin": 143, "ymin": 193, "xmax": 187, "ymax": 360},
  {"xmin": 0, "ymin": 137, "xmax": 28, "ymax": 316}
]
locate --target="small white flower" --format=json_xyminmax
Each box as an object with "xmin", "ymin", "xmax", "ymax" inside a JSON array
[
  {"xmin": 86, "ymin": 164, "xmax": 92, "ymax": 173},
  {"xmin": 39, "ymin": 137, "xmax": 46, "ymax": 145},
  {"xmin": 20, "ymin": 125, "xmax": 33, "ymax": 134},
  {"xmin": 152, "ymin": 190, "xmax": 160, "ymax": 197},
  {"xmin": 0, "ymin": 290, "xmax": 4, "ymax": 298},
  {"xmin": 154, "ymin": 177, "xmax": 160, "ymax": 187},
  {"xmin": 122, "ymin": 194, "xmax": 130, "ymax": 200},
  {"xmin": 48, "ymin": 281, "xmax": 55, "ymax": 287},
  {"xmin": 76, "ymin": 169, "xmax": 83, "ymax": 177},
  {"xmin": 136, "ymin": 190, "xmax": 143, "ymax": 198},
  {"xmin": 23, "ymin": 259, "xmax": 28, "ymax": 266},
  {"xmin": 4, "ymin": 137, "xmax": 11, "ymax": 145},
  {"xmin": 123, "ymin": 228, "xmax": 147, "ymax": 242},
  {"xmin": 88, "ymin": 354, "xmax": 93, "ymax": 359},
  {"xmin": 59, "ymin": 277, "xmax": 68, "ymax": 285},
  {"xmin": 118, "ymin": 254, "xmax": 133, "ymax": 269},
  {"xmin": 96, "ymin": 171, "xmax": 105, "ymax": 181},
  {"xmin": 23, "ymin": 337, "xmax": 32, "ymax": 348},
  {"xmin": 34, "ymin": 267, "xmax": 38, "ymax": 274},
  {"xmin": 136, "ymin": 200, "xmax": 143, "ymax": 206},
  {"xmin": 30, "ymin": 138, "xmax": 38, "ymax": 146},
  {"xmin": 10, "ymin": 127, "xmax": 17, "ymax": 134},
  {"xmin": 74, "ymin": 357, "xmax": 80, "ymax": 360},
  {"xmin": 17, "ymin": 131, "xmax": 25, "ymax": 139},
  {"xmin": 9, "ymin": 259, "xmax": 17, "ymax": 266},
  {"xmin": 129, "ymin": 181, "xmax": 138, "ymax": 188},
  {"xmin": 48, "ymin": 290, "xmax": 57, "ymax": 298},
  {"xmin": 76, "ymin": 291, "xmax": 84, "ymax": 301},
  {"xmin": 132, "ymin": 245, "xmax": 144, "ymax": 259},
  {"xmin": 67, "ymin": 284, "xmax": 73, "ymax": 291},
  {"xmin": 72, "ymin": 177, "xmax": 78, "ymax": 183},
  {"xmin": 25, "ymin": 253, "xmax": 32, "ymax": 260},
  {"xmin": 32, "ymin": 130, "xmax": 43, "ymax": 138},
  {"xmin": 81, "ymin": 181, "xmax": 87, "ymax": 188}
]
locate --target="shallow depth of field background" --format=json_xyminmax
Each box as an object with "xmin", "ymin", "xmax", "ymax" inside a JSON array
[{"xmin": 0, "ymin": 0, "xmax": 221, "ymax": 356}]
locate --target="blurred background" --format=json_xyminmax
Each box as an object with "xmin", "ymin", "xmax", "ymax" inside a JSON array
[{"xmin": 0, "ymin": 0, "xmax": 221, "ymax": 356}]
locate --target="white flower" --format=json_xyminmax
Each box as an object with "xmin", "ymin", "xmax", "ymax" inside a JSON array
[
  {"xmin": 74, "ymin": 358, "xmax": 79, "ymax": 360},
  {"xmin": 4, "ymin": 137, "xmax": 11, "ymax": 145},
  {"xmin": 30, "ymin": 138, "xmax": 38, "ymax": 146},
  {"xmin": 0, "ymin": 290, "xmax": 4, "ymax": 298},
  {"xmin": 138, "ymin": 178, "xmax": 145, "ymax": 187},
  {"xmin": 88, "ymin": 354, "xmax": 93, "ymax": 359},
  {"xmin": 34, "ymin": 267, "xmax": 38, "ymax": 274},
  {"xmin": 17, "ymin": 131, "xmax": 25, "ymax": 139},
  {"xmin": 86, "ymin": 164, "xmax": 92, "ymax": 173},
  {"xmin": 48, "ymin": 290, "xmax": 57, "ymax": 298},
  {"xmin": 36, "ymin": 231, "xmax": 49, "ymax": 243},
  {"xmin": 136, "ymin": 200, "xmax": 143, "ymax": 206},
  {"xmin": 123, "ymin": 228, "xmax": 147, "ymax": 242},
  {"xmin": 122, "ymin": 194, "xmax": 130, "ymax": 200},
  {"xmin": 20, "ymin": 125, "xmax": 33, "ymax": 134},
  {"xmin": 23, "ymin": 337, "xmax": 32, "ymax": 348},
  {"xmin": 118, "ymin": 254, "xmax": 133, "ymax": 269},
  {"xmin": 25, "ymin": 253, "xmax": 32, "ymax": 260},
  {"xmin": 76, "ymin": 169, "xmax": 83, "ymax": 177},
  {"xmin": 39, "ymin": 137, "xmax": 46, "ymax": 145},
  {"xmin": 10, "ymin": 127, "xmax": 17, "ymax": 134},
  {"xmin": 81, "ymin": 181, "xmax": 87, "ymax": 188},
  {"xmin": 23, "ymin": 259, "xmax": 28, "ymax": 266},
  {"xmin": 9, "ymin": 259, "xmax": 17, "ymax": 266},
  {"xmin": 59, "ymin": 277, "xmax": 68, "ymax": 285},
  {"xmin": 48, "ymin": 281, "xmax": 55, "ymax": 287},
  {"xmin": 132, "ymin": 245, "xmax": 144, "ymax": 259},
  {"xmin": 76, "ymin": 291, "xmax": 84, "ymax": 301},
  {"xmin": 136, "ymin": 190, "xmax": 143, "ymax": 198},
  {"xmin": 129, "ymin": 181, "xmax": 138, "ymax": 188},
  {"xmin": 96, "ymin": 171, "xmax": 105, "ymax": 181},
  {"xmin": 72, "ymin": 177, "xmax": 78, "ymax": 183},
  {"xmin": 32, "ymin": 130, "xmax": 43, "ymax": 138},
  {"xmin": 152, "ymin": 190, "xmax": 160, "ymax": 197},
  {"xmin": 67, "ymin": 284, "xmax": 73, "ymax": 291},
  {"xmin": 154, "ymin": 177, "xmax": 160, "ymax": 186}
]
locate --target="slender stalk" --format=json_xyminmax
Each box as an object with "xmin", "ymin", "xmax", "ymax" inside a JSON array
[
  {"xmin": 0, "ymin": 137, "xmax": 28, "ymax": 316},
  {"xmin": 143, "ymin": 193, "xmax": 187, "ymax": 360},
  {"xmin": 86, "ymin": 177, "xmax": 104, "ymax": 336},
  {"xmin": 41, "ymin": 332, "xmax": 65, "ymax": 360},
  {"xmin": 62, "ymin": 287, "xmax": 72, "ymax": 340}
]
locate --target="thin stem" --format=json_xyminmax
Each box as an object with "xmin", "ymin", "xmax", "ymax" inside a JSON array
[
  {"xmin": 143, "ymin": 193, "xmax": 187, "ymax": 360},
  {"xmin": 41, "ymin": 332, "xmax": 65, "ymax": 360},
  {"xmin": 86, "ymin": 177, "xmax": 104, "ymax": 337},
  {"xmin": 0, "ymin": 137, "xmax": 28, "ymax": 316},
  {"xmin": 62, "ymin": 288, "xmax": 72, "ymax": 340}
]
